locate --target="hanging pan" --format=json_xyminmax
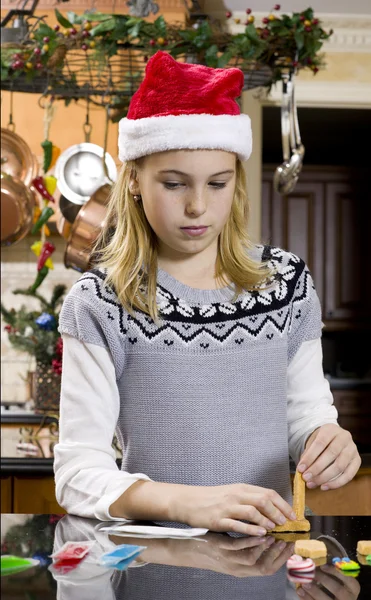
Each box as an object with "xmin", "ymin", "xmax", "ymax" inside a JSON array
[
  {"xmin": 1, "ymin": 128, "xmax": 39, "ymax": 186},
  {"xmin": 1, "ymin": 171, "xmax": 36, "ymax": 246},
  {"xmin": 64, "ymin": 183, "xmax": 112, "ymax": 272}
]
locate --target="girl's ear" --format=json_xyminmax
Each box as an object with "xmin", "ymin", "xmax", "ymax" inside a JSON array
[{"xmin": 129, "ymin": 169, "xmax": 141, "ymax": 196}]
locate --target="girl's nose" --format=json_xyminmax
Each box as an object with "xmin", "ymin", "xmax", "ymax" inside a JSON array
[{"xmin": 185, "ymin": 192, "xmax": 207, "ymax": 216}]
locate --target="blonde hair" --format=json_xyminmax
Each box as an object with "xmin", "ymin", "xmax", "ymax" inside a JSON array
[{"xmin": 92, "ymin": 156, "xmax": 272, "ymax": 325}]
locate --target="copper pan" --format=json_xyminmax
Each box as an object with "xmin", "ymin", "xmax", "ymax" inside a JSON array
[
  {"xmin": 1, "ymin": 171, "xmax": 36, "ymax": 246},
  {"xmin": 1, "ymin": 128, "xmax": 39, "ymax": 186},
  {"xmin": 64, "ymin": 183, "xmax": 112, "ymax": 272},
  {"xmin": 54, "ymin": 189, "xmax": 72, "ymax": 241}
]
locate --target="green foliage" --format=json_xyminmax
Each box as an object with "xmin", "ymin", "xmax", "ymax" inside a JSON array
[{"xmin": 1, "ymin": 284, "xmax": 66, "ymax": 366}]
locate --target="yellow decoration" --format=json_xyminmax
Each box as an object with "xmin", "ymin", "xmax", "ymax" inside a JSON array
[
  {"xmin": 247, "ymin": 16, "xmax": 255, "ymax": 23},
  {"xmin": 43, "ymin": 175, "xmax": 57, "ymax": 196},
  {"xmin": 304, "ymin": 19, "xmax": 311, "ymax": 26},
  {"xmin": 234, "ymin": 18, "xmax": 241, "ymax": 24},
  {"xmin": 49, "ymin": 146, "xmax": 61, "ymax": 171},
  {"xmin": 268, "ymin": 14, "xmax": 276, "ymax": 21}
]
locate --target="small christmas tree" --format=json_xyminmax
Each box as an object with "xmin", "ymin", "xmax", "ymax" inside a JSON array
[{"xmin": 1, "ymin": 284, "xmax": 66, "ymax": 372}]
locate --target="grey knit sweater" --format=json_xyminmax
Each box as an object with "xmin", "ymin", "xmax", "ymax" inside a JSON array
[{"xmin": 58, "ymin": 245, "xmax": 323, "ymax": 508}]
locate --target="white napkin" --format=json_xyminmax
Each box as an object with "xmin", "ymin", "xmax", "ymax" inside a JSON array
[{"xmin": 100, "ymin": 524, "xmax": 208, "ymax": 539}]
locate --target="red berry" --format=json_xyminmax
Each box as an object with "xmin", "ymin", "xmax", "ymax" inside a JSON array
[
  {"xmin": 299, "ymin": 15, "xmax": 305, "ymax": 22},
  {"xmin": 246, "ymin": 8, "xmax": 252, "ymax": 14},
  {"xmin": 35, "ymin": 62, "xmax": 43, "ymax": 70},
  {"xmin": 13, "ymin": 60, "xmax": 24, "ymax": 69},
  {"xmin": 274, "ymin": 4, "xmax": 281, "ymax": 9},
  {"xmin": 43, "ymin": 36, "xmax": 49, "ymax": 43},
  {"xmin": 262, "ymin": 17, "xmax": 269, "ymax": 24},
  {"xmin": 144, "ymin": 55, "xmax": 148, "ymax": 62},
  {"xmin": 81, "ymin": 44, "xmax": 88, "ymax": 51},
  {"xmin": 54, "ymin": 24, "xmax": 60, "ymax": 32},
  {"xmin": 82, "ymin": 30, "xmax": 90, "ymax": 38},
  {"xmin": 4, "ymin": 325, "xmax": 12, "ymax": 333},
  {"xmin": 226, "ymin": 11, "xmax": 232, "ymax": 18},
  {"xmin": 305, "ymin": 25, "xmax": 312, "ymax": 32},
  {"xmin": 149, "ymin": 39, "xmax": 156, "ymax": 46},
  {"xmin": 34, "ymin": 47, "xmax": 41, "ymax": 55},
  {"xmin": 307, "ymin": 57, "xmax": 312, "ymax": 64},
  {"xmin": 69, "ymin": 28, "xmax": 77, "ymax": 35},
  {"xmin": 313, "ymin": 66, "xmax": 319, "ymax": 73},
  {"xmin": 312, "ymin": 18, "xmax": 319, "ymax": 25},
  {"xmin": 12, "ymin": 53, "xmax": 21, "ymax": 60},
  {"xmin": 292, "ymin": 60, "xmax": 299, "ymax": 67}
]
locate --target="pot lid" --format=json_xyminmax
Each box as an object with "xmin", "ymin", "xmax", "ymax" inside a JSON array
[{"xmin": 55, "ymin": 143, "xmax": 117, "ymax": 206}]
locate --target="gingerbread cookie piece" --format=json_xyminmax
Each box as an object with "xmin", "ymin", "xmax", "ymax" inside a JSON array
[
  {"xmin": 295, "ymin": 539, "xmax": 327, "ymax": 559},
  {"xmin": 269, "ymin": 471, "xmax": 310, "ymax": 532},
  {"xmin": 356, "ymin": 541, "xmax": 371, "ymax": 555}
]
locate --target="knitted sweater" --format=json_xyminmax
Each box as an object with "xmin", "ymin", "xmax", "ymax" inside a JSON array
[{"xmin": 54, "ymin": 245, "xmax": 338, "ymax": 521}]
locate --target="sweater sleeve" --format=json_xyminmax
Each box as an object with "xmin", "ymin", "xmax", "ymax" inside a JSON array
[
  {"xmin": 287, "ymin": 261, "xmax": 323, "ymax": 363},
  {"xmin": 287, "ymin": 338, "xmax": 339, "ymax": 466},
  {"xmin": 53, "ymin": 334, "xmax": 152, "ymax": 521}
]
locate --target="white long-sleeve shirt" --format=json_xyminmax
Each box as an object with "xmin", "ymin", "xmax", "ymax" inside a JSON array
[{"xmin": 54, "ymin": 334, "xmax": 338, "ymax": 521}]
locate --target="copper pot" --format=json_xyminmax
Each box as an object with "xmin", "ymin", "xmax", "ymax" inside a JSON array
[
  {"xmin": 1, "ymin": 171, "xmax": 36, "ymax": 246},
  {"xmin": 64, "ymin": 184, "xmax": 112, "ymax": 272},
  {"xmin": 1, "ymin": 128, "xmax": 39, "ymax": 186}
]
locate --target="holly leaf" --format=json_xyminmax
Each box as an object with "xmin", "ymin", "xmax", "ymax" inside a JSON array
[
  {"xmin": 294, "ymin": 30, "xmax": 304, "ymax": 50},
  {"xmin": 67, "ymin": 12, "xmax": 84, "ymax": 25},
  {"xmin": 90, "ymin": 18, "xmax": 116, "ymax": 37},
  {"xmin": 154, "ymin": 15, "xmax": 167, "ymax": 37},
  {"xmin": 54, "ymin": 9, "xmax": 73, "ymax": 29}
]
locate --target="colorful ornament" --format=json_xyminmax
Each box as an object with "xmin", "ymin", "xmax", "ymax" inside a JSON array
[
  {"xmin": 35, "ymin": 312, "xmax": 56, "ymax": 330},
  {"xmin": 287, "ymin": 554, "xmax": 315, "ymax": 573},
  {"xmin": 30, "ymin": 241, "xmax": 54, "ymax": 270},
  {"xmin": 31, "ymin": 176, "xmax": 55, "ymax": 203},
  {"xmin": 31, "ymin": 206, "xmax": 54, "ymax": 235}
]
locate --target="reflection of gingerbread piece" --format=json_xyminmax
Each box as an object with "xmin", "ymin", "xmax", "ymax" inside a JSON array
[
  {"xmin": 273, "ymin": 532, "xmax": 310, "ymax": 543},
  {"xmin": 295, "ymin": 539, "xmax": 327, "ymax": 559},
  {"xmin": 356, "ymin": 540, "xmax": 371, "ymax": 555},
  {"xmin": 269, "ymin": 471, "xmax": 310, "ymax": 532}
]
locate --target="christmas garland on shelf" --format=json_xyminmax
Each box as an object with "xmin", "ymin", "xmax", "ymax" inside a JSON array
[{"xmin": 0, "ymin": 4, "xmax": 333, "ymax": 122}]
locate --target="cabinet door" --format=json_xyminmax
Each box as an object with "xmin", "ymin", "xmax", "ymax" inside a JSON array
[
  {"xmin": 324, "ymin": 182, "xmax": 370, "ymax": 322},
  {"xmin": 332, "ymin": 389, "xmax": 371, "ymax": 446},
  {"xmin": 13, "ymin": 477, "xmax": 66, "ymax": 514},
  {"xmin": 306, "ymin": 472, "xmax": 371, "ymax": 516},
  {"xmin": 261, "ymin": 178, "xmax": 325, "ymax": 306},
  {"xmin": 1, "ymin": 477, "xmax": 13, "ymax": 513}
]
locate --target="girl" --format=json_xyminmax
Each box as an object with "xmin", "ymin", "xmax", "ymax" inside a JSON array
[{"xmin": 54, "ymin": 51, "xmax": 361, "ymax": 536}]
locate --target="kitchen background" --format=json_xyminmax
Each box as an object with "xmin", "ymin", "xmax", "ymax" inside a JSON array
[{"xmin": 1, "ymin": 0, "xmax": 370, "ymax": 513}]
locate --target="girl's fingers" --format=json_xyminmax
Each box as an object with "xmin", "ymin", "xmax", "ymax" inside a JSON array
[
  {"xmin": 316, "ymin": 566, "xmax": 360, "ymax": 598},
  {"xmin": 299, "ymin": 426, "xmax": 339, "ymax": 471},
  {"xmin": 300, "ymin": 582, "xmax": 330, "ymax": 600},
  {"xmin": 242, "ymin": 486, "xmax": 296, "ymax": 521},
  {"xmin": 319, "ymin": 456, "xmax": 361, "ymax": 490},
  {"xmin": 309, "ymin": 447, "xmax": 357, "ymax": 487},
  {"xmin": 257, "ymin": 540, "xmax": 294, "ymax": 574},
  {"xmin": 220, "ymin": 518, "xmax": 268, "ymax": 537},
  {"xmin": 217, "ymin": 535, "xmax": 271, "ymax": 551},
  {"xmin": 228, "ymin": 537, "xmax": 275, "ymax": 567},
  {"xmin": 231, "ymin": 503, "xmax": 277, "ymax": 531}
]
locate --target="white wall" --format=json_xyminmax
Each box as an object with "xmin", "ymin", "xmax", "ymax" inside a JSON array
[{"xmin": 205, "ymin": 0, "xmax": 371, "ymax": 15}]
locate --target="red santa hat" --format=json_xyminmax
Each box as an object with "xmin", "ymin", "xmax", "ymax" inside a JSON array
[{"xmin": 118, "ymin": 51, "xmax": 252, "ymax": 163}]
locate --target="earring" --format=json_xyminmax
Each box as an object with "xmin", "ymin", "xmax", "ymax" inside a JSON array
[{"xmin": 133, "ymin": 194, "xmax": 142, "ymax": 202}]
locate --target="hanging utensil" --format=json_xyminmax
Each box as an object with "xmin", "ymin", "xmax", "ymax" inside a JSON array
[
  {"xmin": 55, "ymin": 101, "xmax": 117, "ymax": 206},
  {"xmin": 1, "ymin": 93, "xmax": 39, "ymax": 186},
  {"xmin": 64, "ymin": 183, "xmax": 112, "ymax": 272},
  {"xmin": 274, "ymin": 69, "xmax": 304, "ymax": 195},
  {"xmin": 1, "ymin": 171, "xmax": 35, "ymax": 246}
]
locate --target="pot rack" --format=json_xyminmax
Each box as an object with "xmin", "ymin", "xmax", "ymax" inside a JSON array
[{"xmin": 1, "ymin": 1, "xmax": 302, "ymax": 194}]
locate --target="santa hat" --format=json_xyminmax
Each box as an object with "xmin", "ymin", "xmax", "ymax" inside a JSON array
[{"xmin": 118, "ymin": 51, "xmax": 252, "ymax": 163}]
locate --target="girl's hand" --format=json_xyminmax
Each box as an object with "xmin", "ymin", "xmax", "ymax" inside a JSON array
[
  {"xmin": 298, "ymin": 424, "xmax": 361, "ymax": 491},
  {"xmin": 174, "ymin": 483, "xmax": 297, "ymax": 536}
]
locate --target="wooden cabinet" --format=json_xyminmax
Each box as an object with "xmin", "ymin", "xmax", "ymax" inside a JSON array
[
  {"xmin": 1, "ymin": 477, "xmax": 12, "ymax": 512},
  {"xmin": 305, "ymin": 471, "xmax": 371, "ymax": 516},
  {"xmin": 262, "ymin": 167, "xmax": 371, "ymax": 329},
  {"xmin": 332, "ymin": 389, "xmax": 371, "ymax": 447},
  {"xmin": 13, "ymin": 476, "xmax": 66, "ymax": 514}
]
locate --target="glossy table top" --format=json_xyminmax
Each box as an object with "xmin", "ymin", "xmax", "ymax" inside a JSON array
[{"xmin": 1, "ymin": 515, "xmax": 370, "ymax": 599}]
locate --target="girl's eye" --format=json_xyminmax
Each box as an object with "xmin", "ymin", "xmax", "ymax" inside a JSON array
[
  {"xmin": 163, "ymin": 182, "xmax": 184, "ymax": 189},
  {"xmin": 209, "ymin": 182, "xmax": 227, "ymax": 189}
]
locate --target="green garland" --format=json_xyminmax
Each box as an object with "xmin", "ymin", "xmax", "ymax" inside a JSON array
[{"xmin": 0, "ymin": 6, "xmax": 332, "ymax": 121}]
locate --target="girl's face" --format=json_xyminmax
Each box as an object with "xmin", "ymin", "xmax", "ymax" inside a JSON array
[{"xmin": 132, "ymin": 150, "xmax": 237, "ymax": 262}]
